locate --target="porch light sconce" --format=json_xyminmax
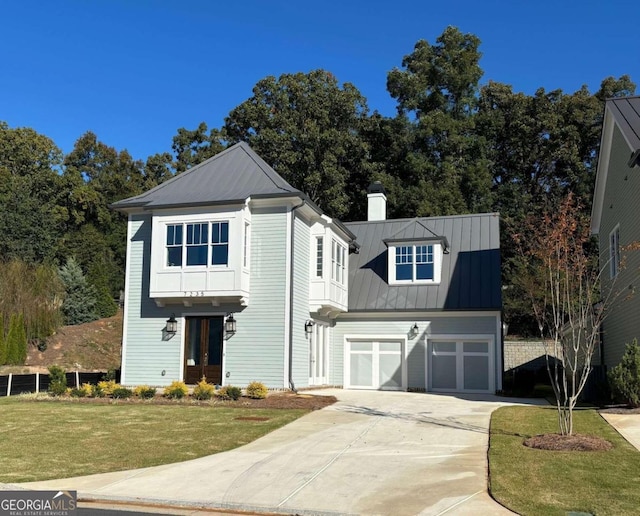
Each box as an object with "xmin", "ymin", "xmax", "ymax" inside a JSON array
[
  {"xmin": 225, "ymin": 313, "xmax": 237, "ymax": 336},
  {"xmin": 410, "ymin": 322, "xmax": 419, "ymax": 336},
  {"xmin": 443, "ymin": 246, "xmax": 450, "ymax": 255},
  {"xmin": 165, "ymin": 314, "xmax": 178, "ymax": 335},
  {"xmin": 305, "ymin": 320, "xmax": 315, "ymax": 336}
]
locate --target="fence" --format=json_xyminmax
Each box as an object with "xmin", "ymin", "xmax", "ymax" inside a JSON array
[{"xmin": 0, "ymin": 371, "xmax": 120, "ymax": 397}]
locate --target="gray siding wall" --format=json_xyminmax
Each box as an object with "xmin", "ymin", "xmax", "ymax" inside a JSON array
[
  {"xmin": 224, "ymin": 207, "xmax": 287, "ymax": 388},
  {"xmin": 332, "ymin": 314, "xmax": 500, "ymax": 389},
  {"xmin": 291, "ymin": 215, "xmax": 311, "ymax": 388},
  {"xmin": 600, "ymin": 125, "xmax": 640, "ymax": 367},
  {"xmin": 122, "ymin": 214, "xmax": 183, "ymax": 386}
]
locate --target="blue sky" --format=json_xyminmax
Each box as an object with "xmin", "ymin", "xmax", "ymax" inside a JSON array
[{"xmin": 1, "ymin": 0, "xmax": 638, "ymax": 162}]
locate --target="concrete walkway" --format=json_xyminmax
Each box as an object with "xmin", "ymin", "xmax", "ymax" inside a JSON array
[
  {"xmin": 12, "ymin": 390, "xmax": 538, "ymax": 515},
  {"xmin": 601, "ymin": 412, "xmax": 640, "ymax": 451}
]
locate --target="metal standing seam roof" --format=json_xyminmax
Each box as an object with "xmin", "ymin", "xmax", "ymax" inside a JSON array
[
  {"xmin": 345, "ymin": 213, "xmax": 501, "ymax": 312},
  {"xmin": 607, "ymin": 96, "xmax": 640, "ymax": 152},
  {"xmin": 111, "ymin": 141, "xmax": 302, "ymax": 210}
]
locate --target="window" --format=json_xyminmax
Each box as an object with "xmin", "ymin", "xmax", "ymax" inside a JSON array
[
  {"xmin": 316, "ymin": 237, "xmax": 323, "ymax": 278},
  {"xmin": 186, "ymin": 223, "xmax": 208, "ymax": 266},
  {"xmin": 165, "ymin": 221, "xmax": 229, "ymax": 268},
  {"xmin": 390, "ymin": 244, "xmax": 439, "ymax": 284},
  {"xmin": 211, "ymin": 222, "xmax": 229, "ymax": 265},
  {"xmin": 331, "ymin": 239, "xmax": 346, "ymax": 285},
  {"xmin": 166, "ymin": 224, "xmax": 183, "ymax": 267},
  {"xmin": 610, "ymin": 225, "xmax": 621, "ymax": 278},
  {"xmin": 243, "ymin": 222, "xmax": 250, "ymax": 268}
]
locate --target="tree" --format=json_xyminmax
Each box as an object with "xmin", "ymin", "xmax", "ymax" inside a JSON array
[
  {"xmin": 384, "ymin": 27, "xmax": 493, "ymax": 218},
  {"xmin": 59, "ymin": 257, "xmax": 98, "ymax": 325},
  {"xmin": 0, "ymin": 314, "xmax": 6, "ymax": 365},
  {"xmin": 513, "ymin": 194, "xmax": 631, "ymax": 435},
  {"xmin": 5, "ymin": 313, "xmax": 27, "ymax": 365},
  {"xmin": 172, "ymin": 123, "xmax": 225, "ymax": 174},
  {"xmin": 609, "ymin": 339, "xmax": 640, "ymax": 407},
  {"xmin": 224, "ymin": 69, "xmax": 377, "ymax": 219}
]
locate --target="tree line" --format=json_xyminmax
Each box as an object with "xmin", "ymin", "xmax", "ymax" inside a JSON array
[{"xmin": 0, "ymin": 26, "xmax": 635, "ymax": 349}]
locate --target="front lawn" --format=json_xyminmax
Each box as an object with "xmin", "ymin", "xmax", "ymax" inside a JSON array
[
  {"xmin": 489, "ymin": 406, "xmax": 640, "ymax": 515},
  {"xmin": 0, "ymin": 397, "xmax": 307, "ymax": 483}
]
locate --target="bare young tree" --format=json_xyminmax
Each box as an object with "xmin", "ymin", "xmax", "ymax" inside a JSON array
[{"xmin": 514, "ymin": 194, "xmax": 631, "ymax": 435}]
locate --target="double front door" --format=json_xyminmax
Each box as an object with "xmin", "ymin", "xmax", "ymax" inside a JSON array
[{"xmin": 184, "ymin": 316, "xmax": 224, "ymax": 385}]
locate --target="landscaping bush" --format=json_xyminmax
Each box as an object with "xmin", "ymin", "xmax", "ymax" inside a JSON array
[
  {"xmin": 164, "ymin": 381, "xmax": 188, "ymax": 399},
  {"xmin": 48, "ymin": 365, "xmax": 67, "ymax": 396},
  {"xmin": 112, "ymin": 386, "xmax": 133, "ymax": 399},
  {"xmin": 97, "ymin": 380, "xmax": 118, "ymax": 396},
  {"xmin": 245, "ymin": 381, "xmax": 268, "ymax": 399},
  {"xmin": 133, "ymin": 385, "xmax": 157, "ymax": 399},
  {"xmin": 609, "ymin": 339, "xmax": 640, "ymax": 407},
  {"xmin": 79, "ymin": 383, "xmax": 94, "ymax": 397},
  {"xmin": 70, "ymin": 387, "xmax": 87, "ymax": 398},
  {"xmin": 193, "ymin": 377, "xmax": 215, "ymax": 400},
  {"xmin": 217, "ymin": 385, "xmax": 242, "ymax": 401}
]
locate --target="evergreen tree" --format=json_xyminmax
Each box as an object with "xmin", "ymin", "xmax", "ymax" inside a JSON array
[
  {"xmin": 59, "ymin": 257, "xmax": 98, "ymax": 325},
  {"xmin": 0, "ymin": 314, "xmax": 6, "ymax": 365},
  {"xmin": 5, "ymin": 313, "xmax": 27, "ymax": 365}
]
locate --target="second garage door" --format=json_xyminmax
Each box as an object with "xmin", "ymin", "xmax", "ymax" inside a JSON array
[{"xmin": 428, "ymin": 338, "xmax": 494, "ymax": 393}]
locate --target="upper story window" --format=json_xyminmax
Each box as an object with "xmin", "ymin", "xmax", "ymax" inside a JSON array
[
  {"xmin": 316, "ymin": 237, "xmax": 323, "ymax": 278},
  {"xmin": 389, "ymin": 243, "xmax": 441, "ymax": 285},
  {"xmin": 332, "ymin": 239, "xmax": 346, "ymax": 285},
  {"xmin": 610, "ymin": 225, "xmax": 621, "ymax": 278},
  {"xmin": 166, "ymin": 221, "xmax": 229, "ymax": 267}
]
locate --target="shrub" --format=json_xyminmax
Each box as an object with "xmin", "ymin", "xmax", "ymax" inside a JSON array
[
  {"xmin": 48, "ymin": 365, "xmax": 67, "ymax": 396},
  {"xmin": 93, "ymin": 383, "xmax": 105, "ymax": 398},
  {"xmin": 164, "ymin": 381, "xmax": 188, "ymax": 399},
  {"xmin": 97, "ymin": 380, "xmax": 118, "ymax": 396},
  {"xmin": 79, "ymin": 383, "xmax": 94, "ymax": 397},
  {"xmin": 112, "ymin": 386, "xmax": 133, "ymax": 399},
  {"xmin": 70, "ymin": 387, "xmax": 87, "ymax": 398},
  {"xmin": 609, "ymin": 339, "xmax": 640, "ymax": 407},
  {"xmin": 217, "ymin": 385, "xmax": 242, "ymax": 401},
  {"xmin": 245, "ymin": 381, "xmax": 268, "ymax": 399},
  {"xmin": 193, "ymin": 377, "xmax": 215, "ymax": 400},
  {"xmin": 102, "ymin": 368, "xmax": 118, "ymax": 382},
  {"xmin": 133, "ymin": 385, "xmax": 157, "ymax": 399}
]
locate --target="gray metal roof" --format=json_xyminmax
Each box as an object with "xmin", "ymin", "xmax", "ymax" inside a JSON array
[
  {"xmin": 111, "ymin": 142, "xmax": 302, "ymax": 210},
  {"xmin": 346, "ymin": 213, "xmax": 501, "ymax": 312},
  {"xmin": 607, "ymin": 96, "xmax": 640, "ymax": 152}
]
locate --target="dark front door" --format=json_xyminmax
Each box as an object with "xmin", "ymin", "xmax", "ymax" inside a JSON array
[{"xmin": 184, "ymin": 316, "xmax": 224, "ymax": 384}]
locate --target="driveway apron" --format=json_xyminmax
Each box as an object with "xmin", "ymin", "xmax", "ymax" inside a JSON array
[{"xmin": 18, "ymin": 390, "xmax": 519, "ymax": 515}]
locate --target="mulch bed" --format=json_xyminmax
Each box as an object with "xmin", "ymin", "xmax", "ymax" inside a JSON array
[
  {"xmin": 524, "ymin": 433, "xmax": 613, "ymax": 451},
  {"xmin": 29, "ymin": 391, "xmax": 338, "ymax": 411},
  {"xmin": 599, "ymin": 406, "xmax": 640, "ymax": 415}
]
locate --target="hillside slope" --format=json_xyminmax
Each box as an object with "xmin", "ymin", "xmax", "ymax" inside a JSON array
[{"xmin": 24, "ymin": 311, "xmax": 123, "ymax": 372}]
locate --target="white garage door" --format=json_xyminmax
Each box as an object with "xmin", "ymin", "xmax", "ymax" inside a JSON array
[
  {"xmin": 428, "ymin": 338, "xmax": 494, "ymax": 393},
  {"xmin": 345, "ymin": 340, "xmax": 405, "ymax": 390}
]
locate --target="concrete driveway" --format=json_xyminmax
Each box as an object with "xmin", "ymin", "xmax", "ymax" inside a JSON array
[{"xmin": 18, "ymin": 390, "xmax": 529, "ymax": 515}]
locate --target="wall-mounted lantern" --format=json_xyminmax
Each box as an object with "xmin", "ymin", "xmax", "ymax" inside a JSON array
[
  {"xmin": 165, "ymin": 313, "xmax": 178, "ymax": 335},
  {"xmin": 411, "ymin": 322, "xmax": 419, "ymax": 335},
  {"xmin": 305, "ymin": 320, "xmax": 315, "ymax": 336},
  {"xmin": 225, "ymin": 313, "xmax": 237, "ymax": 336}
]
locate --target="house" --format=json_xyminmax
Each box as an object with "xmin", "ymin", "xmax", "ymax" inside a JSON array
[
  {"xmin": 112, "ymin": 142, "xmax": 503, "ymax": 393},
  {"xmin": 591, "ymin": 95, "xmax": 640, "ymax": 367}
]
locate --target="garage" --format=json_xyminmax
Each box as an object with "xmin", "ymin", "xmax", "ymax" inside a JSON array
[
  {"xmin": 427, "ymin": 336, "xmax": 495, "ymax": 393},
  {"xmin": 344, "ymin": 339, "xmax": 406, "ymax": 390}
]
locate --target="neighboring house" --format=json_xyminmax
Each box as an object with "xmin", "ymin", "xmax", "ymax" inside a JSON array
[
  {"xmin": 112, "ymin": 142, "xmax": 503, "ymax": 393},
  {"xmin": 591, "ymin": 96, "xmax": 640, "ymax": 368}
]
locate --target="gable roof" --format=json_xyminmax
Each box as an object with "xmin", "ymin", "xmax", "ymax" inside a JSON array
[
  {"xmin": 591, "ymin": 96, "xmax": 640, "ymax": 234},
  {"xmin": 111, "ymin": 142, "xmax": 302, "ymax": 210},
  {"xmin": 346, "ymin": 213, "xmax": 501, "ymax": 312}
]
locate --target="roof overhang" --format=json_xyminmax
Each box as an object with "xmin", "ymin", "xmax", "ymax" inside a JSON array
[{"xmin": 591, "ymin": 100, "xmax": 640, "ymax": 235}]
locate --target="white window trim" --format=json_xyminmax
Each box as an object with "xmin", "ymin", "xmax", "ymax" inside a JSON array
[
  {"xmin": 388, "ymin": 244, "xmax": 442, "ymax": 285},
  {"xmin": 609, "ymin": 224, "xmax": 621, "ymax": 279},
  {"xmin": 243, "ymin": 222, "xmax": 250, "ymax": 270},
  {"xmin": 331, "ymin": 239, "xmax": 347, "ymax": 286}
]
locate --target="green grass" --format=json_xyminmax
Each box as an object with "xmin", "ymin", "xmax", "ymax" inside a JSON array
[
  {"xmin": 489, "ymin": 406, "xmax": 640, "ymax": 515},
  {"xmin": 0, "ymin": 397, "xmax": 306, "ymax": 483}
]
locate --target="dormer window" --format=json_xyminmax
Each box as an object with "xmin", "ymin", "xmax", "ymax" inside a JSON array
[{"xmin": 388, "ymin": 243, "xmax": 442, "ymax": 285}]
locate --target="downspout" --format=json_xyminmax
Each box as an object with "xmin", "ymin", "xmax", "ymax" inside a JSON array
[{"xmin": 288, "ymin": 200, "xmax": 306, "ymax": 393}]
